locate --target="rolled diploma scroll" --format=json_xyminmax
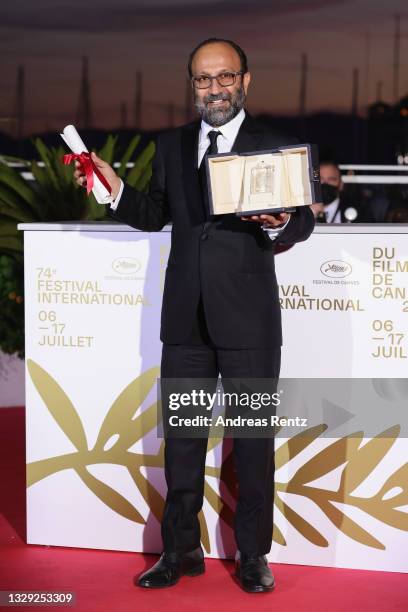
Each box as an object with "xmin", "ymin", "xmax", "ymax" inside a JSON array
[{"xmin": 60, "ymin": 124, "xmax": 113, "ymax": 204}]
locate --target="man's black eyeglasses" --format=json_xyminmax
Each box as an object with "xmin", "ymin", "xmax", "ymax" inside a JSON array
[{"xmin": 191, "ymin": 71, "xmax": 244, "ymax": 89}]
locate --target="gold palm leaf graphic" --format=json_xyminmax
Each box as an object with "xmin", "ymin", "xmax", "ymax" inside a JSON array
[
  {"xmin": 94, "ymin": 367, "xmax": 160, "ymax": 452},
  {"xmin": 27, "ymin": 359, "xmax": 161, "ymax": 525},
  {"xmin": 26, "ymin": 360, "xmax": 408, "ymax": 552},
  {"xmin": 27, "ymin": 359, "xmax": 88, "ymax": 452}
]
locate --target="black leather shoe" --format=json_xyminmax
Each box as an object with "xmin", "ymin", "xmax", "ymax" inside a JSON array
[
  {"xmin": 136, "ymin": 547, "xmax": 205, "ymax": 588},
  {"xmin": 235, "ymin": 553, "xmax": 275, "ymax": 593}
]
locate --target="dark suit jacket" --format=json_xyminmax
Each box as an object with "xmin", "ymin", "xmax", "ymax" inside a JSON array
[{"xmin": 110, "ymin": 112, "xmax": 315, "ymax": 348}]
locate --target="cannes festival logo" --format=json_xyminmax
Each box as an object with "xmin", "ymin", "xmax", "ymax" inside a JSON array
[
  {"xmin": 321, "ymin": 259, "xmax": 352, "ymax": 278},
  {"xmin": 26, "ymin": 358, "xmax": 407, "ymax": 552},
  {"xmin": 112, "ymin": 257, "xmax": 141, "ymax": 275}
]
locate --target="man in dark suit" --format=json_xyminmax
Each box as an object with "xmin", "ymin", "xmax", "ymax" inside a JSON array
[{"xmin": 75, "ymin": 37, "xmax": 314, "ymax": 593}]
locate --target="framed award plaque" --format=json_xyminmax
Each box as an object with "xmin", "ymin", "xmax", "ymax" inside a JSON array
[{"xmin": 205, "ymin": 143, "xmax": 322, "ymax": 216}]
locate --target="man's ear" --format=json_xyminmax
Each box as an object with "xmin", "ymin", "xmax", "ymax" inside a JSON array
[{"xmin": 243, "ymin": 71, "xmax": 251, "ymax": 94}]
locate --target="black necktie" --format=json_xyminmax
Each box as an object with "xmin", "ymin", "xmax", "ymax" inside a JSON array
[
  {"xmin": 206, "ymin": 129, "xmax": 221, "ymax": 156},
  {"xmin": 199, "ymin": 130, "xmax": 221, "ymax": 217}
]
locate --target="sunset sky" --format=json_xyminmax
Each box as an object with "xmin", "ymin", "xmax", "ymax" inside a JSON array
[{"xmin": 1, "ymin": 0, "xmax": 407, "ymax": 136}]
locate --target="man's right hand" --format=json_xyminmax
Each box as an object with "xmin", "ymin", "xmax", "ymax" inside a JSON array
[{"xmin": 73, "ymin": 151, "xmax": 122, "ymax": 199}]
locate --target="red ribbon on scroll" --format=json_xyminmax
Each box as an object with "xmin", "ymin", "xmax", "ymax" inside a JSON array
[{"xmin": 62, "ymin": 152, "xmax": 112, "ymax": 196}]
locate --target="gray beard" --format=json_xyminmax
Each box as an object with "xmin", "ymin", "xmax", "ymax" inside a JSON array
[{"xmin": 194, "ymin": 86, "xmax": 246, "ymax": 127}]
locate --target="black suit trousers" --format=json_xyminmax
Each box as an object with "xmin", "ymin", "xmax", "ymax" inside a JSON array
[{"xmin": 160, "ymin": 299, "xmax": 281, "ymax": 556}]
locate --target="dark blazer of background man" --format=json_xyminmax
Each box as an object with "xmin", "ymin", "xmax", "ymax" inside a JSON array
[{"xmin": 76, "ymin": 37, "xmax": 315, "ymax": 594}]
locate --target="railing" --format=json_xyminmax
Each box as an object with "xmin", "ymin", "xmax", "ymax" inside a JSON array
[
  {"xmin": 340, "ymin": 164, "xmax": 408, "ymax": 184},
  {"xmin": 2, "ymin": 160, "xmax": 136, "ymax": 182},
  {"xmin": 4, "ymin": 161, "xmax": 408, "ymax": 185}
]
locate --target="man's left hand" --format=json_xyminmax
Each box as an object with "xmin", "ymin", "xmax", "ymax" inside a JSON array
[{"xmin": 241, "ymin": 212, "xmax": 291, "ymax": 228}]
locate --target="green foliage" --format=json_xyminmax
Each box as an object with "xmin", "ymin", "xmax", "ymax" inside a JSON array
[
  {"xmin": 0, "ymin": 254, "xmax": 24, "ymax": 357},
  {"xmin": 0, "ymin": 134, "xmax": 155, "ymax": 356},
  {"xmin": 116, "ymin": 135, "xmax": 141, "ymax": 179},
  {"xmin": 126, "ymin": 141, "xmax": 155, "ymax": 189}
]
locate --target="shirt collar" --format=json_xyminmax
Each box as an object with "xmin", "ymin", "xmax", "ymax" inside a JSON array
[{"xmin": 200, "ymin": 108, "xmax": 246, "ymax": 145}]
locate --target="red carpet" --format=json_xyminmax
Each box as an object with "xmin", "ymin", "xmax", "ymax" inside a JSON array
[{"xmin": 1, "ymin": 407, "xmax": 407, "ymax": 612}]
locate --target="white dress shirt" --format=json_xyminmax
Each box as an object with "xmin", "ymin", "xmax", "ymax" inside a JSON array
[
  {"xmin": 110, "ymin": 108, "xmax": 290, "ymax": 239},
  {"xmin": 324, "ymin": 197, "xmax": 341, "ymax": 223},
  {"xmin": 198, "ymin": 107, "xmax": 246, "ymax": 166}
]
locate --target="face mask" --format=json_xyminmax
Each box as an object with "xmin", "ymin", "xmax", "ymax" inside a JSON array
[{"xmin": 321, "ymin": 183, "xmax": 339, "ymax": 206}]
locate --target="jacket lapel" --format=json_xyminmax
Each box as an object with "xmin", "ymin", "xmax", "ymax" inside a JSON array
[
  {"xmin": 181, "ymin": 120, "xmax": 207, "ymax": 224},
  {"xmin": 232, "ymin": 112, "xmax": 264, "ymax": 154}
]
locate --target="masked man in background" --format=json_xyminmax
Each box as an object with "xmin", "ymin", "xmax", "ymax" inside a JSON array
[{"xmin": 311, "ymin": 160, "xmax": 375, "ymax": 223}]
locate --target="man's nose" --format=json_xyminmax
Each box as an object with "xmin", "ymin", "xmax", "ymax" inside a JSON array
[{"xmin": 209, "ymin": 78, "xmax": 223, "ymax": 95}]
